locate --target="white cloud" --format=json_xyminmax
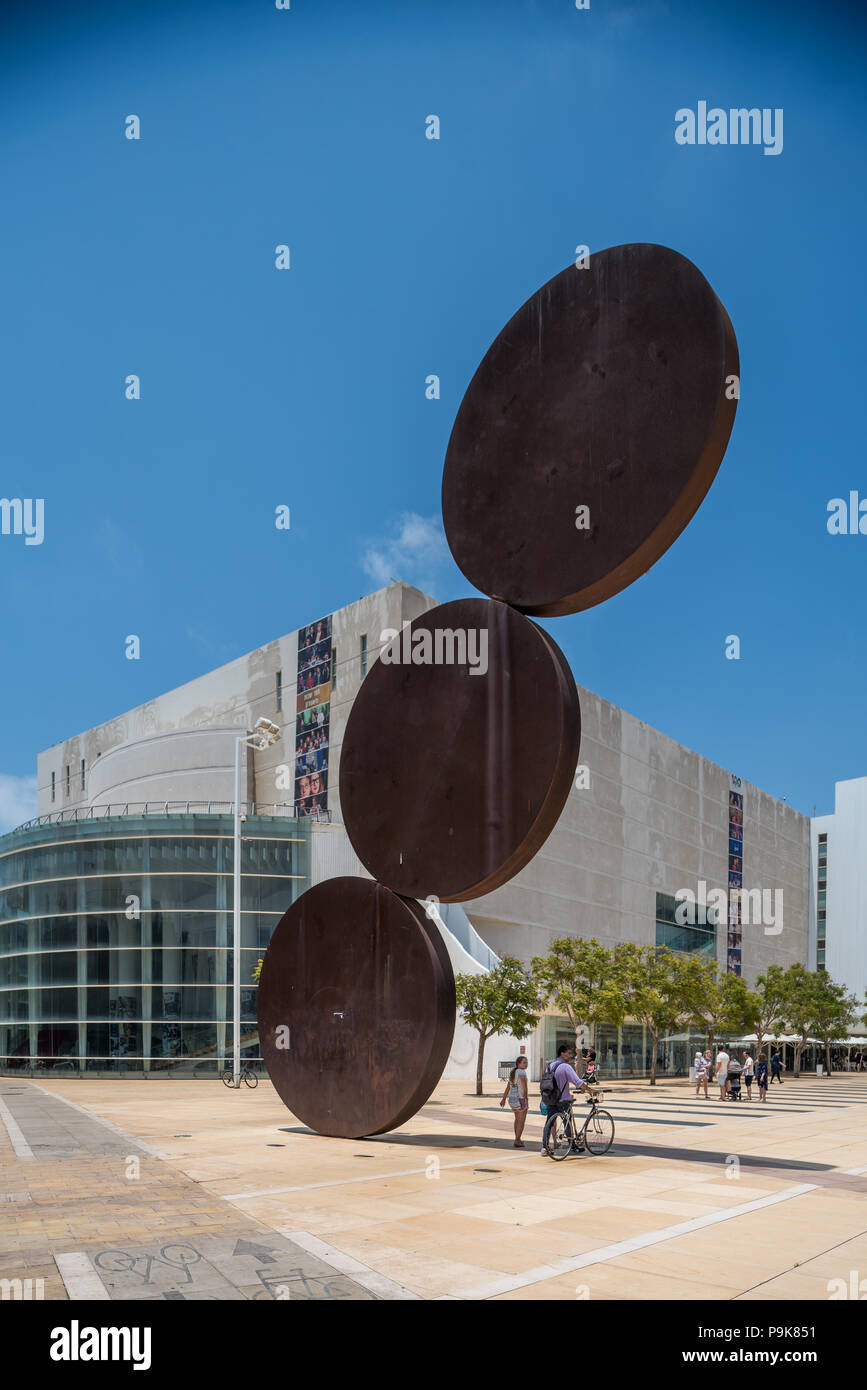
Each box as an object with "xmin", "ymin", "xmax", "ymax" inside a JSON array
[
  {"xmin": 361, "ymin": 513, "xmax": 448, "ymax": 598},
  {"xmin": 0, "ymin": 773, "xmax": 38, "ymax": 834}
]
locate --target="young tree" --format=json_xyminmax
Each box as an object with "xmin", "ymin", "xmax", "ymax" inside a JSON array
[
  {"xmin": 455, "ymin": 957, "xmax": 540, "ymax": 1096},
  {"xmin": 617, "ymin": 944, "xmax": 690, "ymax": 1086},
  {"xmin": 753, "ymin": 964, "xmax": 789, "ymax": 1061},
  {"xmin": 779, "ymin": 964, "xmax": 821, "ymax": 1076},
  {"xmin": 531, "ymin": 938, "xmax": 627, "ymax": 1063},
  {"xmin": 808, "ymin": 973, "xmax": 860, "ymax": 1075}
]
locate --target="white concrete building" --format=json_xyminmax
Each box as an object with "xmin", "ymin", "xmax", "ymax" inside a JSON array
[
  {"xmin": 19, "ymin": 580, "xmax": 831, "ymax": 1082},
  {"xmin": 811, "ymin": 778, "xmax": 867, "ymax": 1002}
]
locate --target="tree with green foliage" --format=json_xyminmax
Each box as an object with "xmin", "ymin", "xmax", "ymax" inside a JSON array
[
  {"xmin": 531, "ymin": 937, "xmax": 628, "ymax": 1062},
  {"xmin": 807, "ymin": 972, "xmax": 859, "ymax": 1075},
  {"xmin": 678, "ymin": 956, "xmax": 759, "ymax": 1055},
  {"xmin": 778, "ymin": 963, "xmax": 822, "ymax": 1076},
  {"xmin": 753, "ymin": 964, "xmax": 790, "ymax": 1062},
  {"xmin": 616, "ymin": 944, "xmax": 694, "ymax": 1086},
  {"xmin": 455, "ymin": 957, "xmax": 540, "ymax": 1096}
]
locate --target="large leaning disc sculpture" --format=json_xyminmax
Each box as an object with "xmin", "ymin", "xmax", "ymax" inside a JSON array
[{"xmin": 258, "ymin": 243, "xmax": 739, "ymax": 1138}]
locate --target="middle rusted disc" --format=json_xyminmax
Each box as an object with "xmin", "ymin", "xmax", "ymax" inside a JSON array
[{"xmin": 339, "ymin": 597, "xmax": 580, "ymax": 901}]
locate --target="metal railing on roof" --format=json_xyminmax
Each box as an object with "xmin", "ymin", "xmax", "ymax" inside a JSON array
[{"xmin": 14, "ymin": 801, "xmax": 333, "ymax": 832}]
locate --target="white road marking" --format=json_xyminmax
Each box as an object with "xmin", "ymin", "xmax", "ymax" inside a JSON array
[
  {"xmin": 54, "ymin": 1252, "xmax": 111, "ymax": 1301},
  {"xmin": 0, "ymin": 1096, "xmax": 34, "ymax": 1161},
  {"xmin": 444, "ymin": 1182, "xmax": 819, "ymax": 1300}
]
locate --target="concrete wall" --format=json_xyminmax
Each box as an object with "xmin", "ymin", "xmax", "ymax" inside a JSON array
[
  {"xmin": 84, "ymin": 726, "xmax": 241, "ymax": 806},
  {"xmin": 37, "ymin": 583, "xmax": 438, "ymax": 821}
]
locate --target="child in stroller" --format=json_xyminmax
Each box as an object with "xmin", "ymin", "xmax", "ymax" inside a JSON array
[{"xmin": 727, "ymin": 1056, "xmax": 743, "ymax": 1100}]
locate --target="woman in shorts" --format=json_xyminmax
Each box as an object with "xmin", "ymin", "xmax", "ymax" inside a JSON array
[
  {"xmin": 500, "ymin": 1054, "xmax": 529, "ymax": 1147},
  {"xmin": 756, "ymin": 1052, "xmax": 769, "ymax": 1102}
]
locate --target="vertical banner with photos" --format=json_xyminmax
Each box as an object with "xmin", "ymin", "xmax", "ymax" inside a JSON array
[
  {"xmin": 727, "ymin": 772, "xmax": 744, "ymax": 975},
  {"xmin": 295, "ymin": 614, "xmax": 332, "ymax": 819}
]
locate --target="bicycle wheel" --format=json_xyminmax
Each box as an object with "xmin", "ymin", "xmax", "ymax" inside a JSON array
[
  {"xmin": 583, "ymin": 1108, "xmax": 615, "ymax": 1155},
  {"xmin": 221, "ymin": 1069, "xmax": 235, "ymax": 1088},
  {"xmin": 547, "ymin": 1112, "xmax": 573, "ymax": 1161},
  {"xmin": 243, "ymin": 1069, "xmax": 258, "ymax": 1088}
]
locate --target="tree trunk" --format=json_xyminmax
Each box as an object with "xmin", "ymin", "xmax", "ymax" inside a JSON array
[
  {"xmin": 756, "ymin": 1029, "xmax": 764, "ymax": 1062},
  {"xmin": 574, "ymin": 1022, "xmax": 585, "ymax": 1074},
  {"xmin": 476, "ymin": 1031, "xmax": 487, "ymax": 1096},
  {"xmin": 707, "ymin": 1027, "xmax": 715, "ymax": 1057},
  {"xmin": 649, "ymin": 1027, "xmax": 658, "ymax": 1085}
]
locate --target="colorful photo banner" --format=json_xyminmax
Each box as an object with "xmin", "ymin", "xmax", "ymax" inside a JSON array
[
  {"xmin": 727, "ymin": 772, "xmax": 743, "ymax": 975},
  {"xmin": 295, "ymin": 614, "xmax": 332, "ymax": 819}
]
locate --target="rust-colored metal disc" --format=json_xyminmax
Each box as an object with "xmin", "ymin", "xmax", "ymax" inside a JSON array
[
  {"xmin": 339, "ymin": 598, "xmax": 581, "ymax": 901},
  {"xmin": 442, "ymin": 243, "xmax": 739, "ymax": 616},
  {"xmin": 258, "ymin": 877, "xmax": 455, "ymax": 1138}
]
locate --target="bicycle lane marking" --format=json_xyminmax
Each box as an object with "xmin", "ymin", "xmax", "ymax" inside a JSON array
[
  {"xmin": 439, "ymin": 1182, "xmax": 818, "ymax": 1300},
  {"xmin": 286, "ymin": 1231, "xmax": 420, "ymax": 1300}
]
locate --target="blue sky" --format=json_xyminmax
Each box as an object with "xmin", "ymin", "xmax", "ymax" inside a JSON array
[{"xmin": 1, "ymin": 0, "xmax": 865, "ymax": 829}]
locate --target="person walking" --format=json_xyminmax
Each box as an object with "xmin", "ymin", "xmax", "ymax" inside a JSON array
[
  {"xmin": 756, "ymin": 1052, "xmax": 769, "ymax": 1102},
  {"xmin": 715, "ymin": 1044, "xmax": 730, "ymax": 1101},
  {"xmin": 742, "ymin": 1050, "xmax": 754, "ymax": 1101},
  {"xmin": 770, "ymin": 1049, "xmax": 785, "ymax": 1084},
  {"xmin": 500, "ymin": 1054, "xmax": 529, "ymax": 1147},
  {"xmin": 694, "ymin": 1050, "xmax": 709, "ymax": 1099}
]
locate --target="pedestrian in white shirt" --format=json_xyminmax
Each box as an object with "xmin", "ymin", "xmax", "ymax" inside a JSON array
[
  {"xmin": 742, "ymin": 1051, "xmax": 754, "ymax": 1101},
  {"xmin": 715, "ymin": 1046, "xmax": 730, "ymax": 1101},
  {"xmin": 694, "ymin": 1050, "xmax": 709, "ymax": 1099}
]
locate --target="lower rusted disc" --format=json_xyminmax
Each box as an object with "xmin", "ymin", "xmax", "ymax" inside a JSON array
[
  {"xmin": 339, "ymin": 597, "xmax": 581, "ymax": 901},
  {"xmin": 258, "ymin": 877, "xmax": 456, "ymax": 1138}
]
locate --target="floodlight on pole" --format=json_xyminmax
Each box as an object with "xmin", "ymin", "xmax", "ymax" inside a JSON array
[{"xmin": 232, "ymin": 717, "xmax": 280, "ymax": 1088}]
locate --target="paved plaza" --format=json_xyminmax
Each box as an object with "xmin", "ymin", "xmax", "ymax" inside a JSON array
[{"xmin": 1, "ymin": 1074, "xmax": 866, "ymax": 1301}]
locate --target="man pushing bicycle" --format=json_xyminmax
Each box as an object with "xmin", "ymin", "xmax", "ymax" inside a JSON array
[{"xmin": 540, "ymin": 1044, "xmax": 600, "ymax": 1154}]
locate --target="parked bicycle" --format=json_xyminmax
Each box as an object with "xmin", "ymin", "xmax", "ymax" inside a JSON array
[
  {"xmin": 543, "ymin": 1089, "xmax": 615, "ymax": 1159},
  {"xmin": 221, "ymin": 1064, "xmax": 258, "ymax": 1089}
]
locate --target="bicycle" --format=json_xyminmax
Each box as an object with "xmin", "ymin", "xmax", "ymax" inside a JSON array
[
  {"xmin": 221, "ymin": 1064, "xmax": 259, "ymax": 1089},
  {"xmin": 542, "ymin": 1089, "xmax": 615, "ymax": 1159}
]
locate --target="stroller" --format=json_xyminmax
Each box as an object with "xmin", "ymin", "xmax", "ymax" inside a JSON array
[{"xmin": 727, "ymin": 1063, "xmax": 743, "ymax": 1100}]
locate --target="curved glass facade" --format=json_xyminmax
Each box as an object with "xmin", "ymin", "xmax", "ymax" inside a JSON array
[{"xmin": 0, "ymin": 813, "xmax": 309, "ymax": 1075}]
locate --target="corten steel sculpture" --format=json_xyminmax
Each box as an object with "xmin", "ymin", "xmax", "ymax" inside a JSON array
[{"xmin": 259, "ymin": 242, "xmax": 739, "ymax": 1138}]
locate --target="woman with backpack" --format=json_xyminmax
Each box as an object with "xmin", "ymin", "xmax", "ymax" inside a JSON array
[{"xmin": 499, "ymin": 1055, "xmax": 529, "ymax": 1147}]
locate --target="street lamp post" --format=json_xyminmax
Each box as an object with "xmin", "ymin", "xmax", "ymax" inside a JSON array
[{"xmin": 232, "ymin": 717, "xmax": 280, "ymax": 1088}]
